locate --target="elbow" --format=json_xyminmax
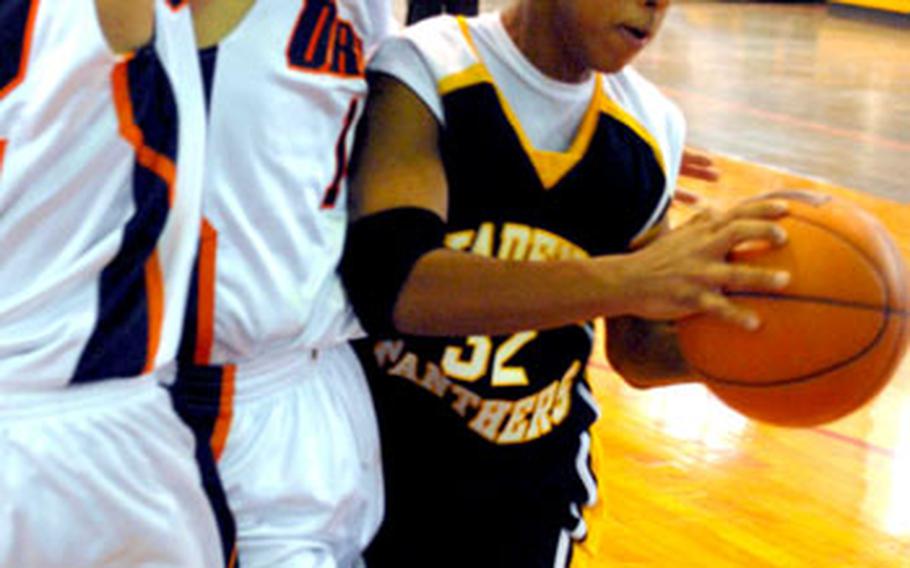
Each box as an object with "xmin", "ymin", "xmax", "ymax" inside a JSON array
[
  {"xmin": 606, "ymin": 340, "xmax": 656, "ymax": 389},
  {"xmin": 606, "ymin": 316, "xmax": 698, "ymax": 389}
]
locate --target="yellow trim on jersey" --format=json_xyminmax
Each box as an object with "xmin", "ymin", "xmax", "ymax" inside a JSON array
[
  {"xmin": 438, "ymin": 63, "xmax": 490, "ymax": 96},
  {"xmin": 456, "ymin": 16, "xmax": 482, "ymax": 57},
  {"xmin": 526, "ymin": 87, "xmax": 601, "ymax": 189},
  {"xmin": 596, "ymin": 85, "xmax": 667, "ymax": 176},
  {"xmin": 831, "ymin": 0, "xmax": 910, "ymax": 14},
  {"xmin": 440, "ymin": 17, "xmax": 666, "ymax": 190},
  {"xmin": 441, "ymin": 18, "xmax": 604, "ymax": 190}
]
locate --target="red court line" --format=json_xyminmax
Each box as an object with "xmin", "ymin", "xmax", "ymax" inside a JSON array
[
  {"xmin": 587, "ymin": 359, "xmax": 895, "ymax": 458},
  {"xmin": 811, "ymin": 427, "xmax": 895, "ymax": 458},
  {"xmin": 660, "ymin": 86, "xmax": 910, "ymax": 154}
]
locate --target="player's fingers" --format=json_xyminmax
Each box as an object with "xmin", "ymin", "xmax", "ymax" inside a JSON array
[
  {"xmin": 680, "ymin": 152, "xmax": 720, "ymax": 182},
  {"xmin": 690, "ymin": 168, "xmax": 720, "ymax": 183},
  {"xmin": 747, "ymin": 189, "xmax": 830, "ymax": 207},
  {"xmin": 680, "ymin": 164, "xmax": 720, "ymax": 182},
  {"xmin": 696, "ymin": 291, "xmax": 761, "ymax": 331},
  {"xmin": 683, "ymin": 153, "xmax": 713, "ymax": 167},
  {"xmin": 673, "ymin": 188, "xmax": 702, "ymax": 205},
  {"xmin": 700, "ymin": 263, "xmax": 790, "ymax": 292},
  {"xmin": 723, "ymin": 198, "xmax": 789, "ymax": 222},
  {"xmin": 717, "ymin": 219, "xmax": 788, "ymax": 250}
]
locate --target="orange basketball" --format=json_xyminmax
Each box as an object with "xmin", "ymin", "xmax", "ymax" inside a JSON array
[{"xmin": 677, "ymin": 191, "xmax": 910, "ymax": 427}]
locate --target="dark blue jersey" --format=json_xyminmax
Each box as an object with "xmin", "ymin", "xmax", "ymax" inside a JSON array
[{"xmin": 362, "ymin": 14, "xmax": 682, "ymax": 567}]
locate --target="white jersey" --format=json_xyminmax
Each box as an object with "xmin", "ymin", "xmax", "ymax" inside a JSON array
[
  {"xmin": 187, "ymin": 0, "xmax": 398, "ymax": 366},
  {"xmin": 370, "ymin": 12, "xmax": 686, "ymax": 207},
  {"xmin": 0, "ymin": 0, "xmax": 205, "ymax": 391}
]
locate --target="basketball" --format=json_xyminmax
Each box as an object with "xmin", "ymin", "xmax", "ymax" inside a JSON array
[{"xmin": 677, "ymin": 191, "xmax": 910, "ymax": 427}]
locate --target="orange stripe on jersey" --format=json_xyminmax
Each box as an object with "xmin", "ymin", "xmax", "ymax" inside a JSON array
[
  {"xmin": 304, "ymin": 8, "xmax": 333, "ymax": 66},
  {"xmin": 0, "ymin": 0, "xmax": 40, "ymax": 100},
  {"xmin": 111, "ymin": 58, "xmax": 178, "ymax": 206},
  {"xmin": 210, "ymin": 365, "xmax": 236, "ymax": 461},
  {"xmin": 194, "ymin": 219, "xmax": 218, "ymax": 365},
  {"xmin": 226, "ymin": 545, "xmax": 238, "ymax": 568},
  {"xmin": 0, "ymin": 140, "xmax": 7, "ymax": 173},
  {"xmin": 142, "ymin": 250, "xmax": 165, "ymax": 374}
]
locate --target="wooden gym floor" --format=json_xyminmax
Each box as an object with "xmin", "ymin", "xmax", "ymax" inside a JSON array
[{"xmin": 469, "ymin": 0, "xmax": 910, "ymax": 566}]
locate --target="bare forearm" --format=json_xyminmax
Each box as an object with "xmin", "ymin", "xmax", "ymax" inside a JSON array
[{"xmin": 393, "ymin": 249, "xmax": 632, "ymax": 336}]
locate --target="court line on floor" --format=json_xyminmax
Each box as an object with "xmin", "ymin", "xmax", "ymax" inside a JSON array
[
  {"xmin": 811, "ymin": 427, "xmax": 894, "ymax": 458},
  {"xmin": 661, "ymin": 86, "xmax": 910, "ymax": 154}
]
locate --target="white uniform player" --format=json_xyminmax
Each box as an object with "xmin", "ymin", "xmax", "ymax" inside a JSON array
[
  {"xmin": 173, "ymin": 1, "xmax": 397, "ymax": 565},
  {"xmin": 0, "ymin": 0, "xmax": 224, "ymax": 566}
]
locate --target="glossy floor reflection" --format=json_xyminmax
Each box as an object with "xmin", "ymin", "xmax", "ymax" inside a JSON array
[{"xmin": 634, "ymin": 1, "xmax": 910, "ymax": 202}]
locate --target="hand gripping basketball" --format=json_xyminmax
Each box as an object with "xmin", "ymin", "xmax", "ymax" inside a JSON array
[
  {"xmin": 620, "ymin": 197, "xmax": 791, "ymax": 330},
  {"xmin": 676, "ymin": 190, "xmax": 910, "ymax": 426}
]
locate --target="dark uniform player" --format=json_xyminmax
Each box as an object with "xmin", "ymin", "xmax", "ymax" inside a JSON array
[{"xmin": 341, "ymin": 1, "xmax": 791, "ymax": 566}]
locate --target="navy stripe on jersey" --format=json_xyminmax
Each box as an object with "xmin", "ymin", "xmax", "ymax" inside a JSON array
[
  {"xmin": 321, "ymin": 98, "xmax": 359, "ymax": 208},
  {"xmin": 177, "ymin": 250, "xmax": 202, "ymax": 364},
  {"xmin": 199, "ymin": 45, "xmax": 218, "ymax": 111},
  {"xmin": 73, "ymin": 45, "xmax": 178, "ymax": 383},
  {"xmin": 0, "ymin": 0, "xmax": 38, "ymax": 97},
  {"xmin": 169, "ymin": 365, "xmax": 239, "ymax": 567}
]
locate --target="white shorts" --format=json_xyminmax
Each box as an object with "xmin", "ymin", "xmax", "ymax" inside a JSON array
[
  {"xmin": 177, "ymin": 343, "xmax": 384, "ymax": 568},
  {"xmin": 0, "ymin": 379, "xmax": 224, "ymax": 568}
]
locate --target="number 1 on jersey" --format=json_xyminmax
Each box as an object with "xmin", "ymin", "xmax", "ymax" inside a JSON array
[{"xmin": 320, "ymin": 98, "xmax": 359, "ymax": 209}]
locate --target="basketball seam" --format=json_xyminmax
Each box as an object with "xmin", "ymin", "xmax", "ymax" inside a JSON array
[
  {"xmin": 725, "ymin": 291, "xmax": 908, "ymax": 316},
  {"xmin": 698, "ymin": 212, "xmax": 900, "ymax": 388}
]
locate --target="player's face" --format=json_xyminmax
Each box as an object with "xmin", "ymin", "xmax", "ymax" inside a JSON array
[{"xmin": 555, "ymin": 0, "xmax": 670, "ymax": 74}]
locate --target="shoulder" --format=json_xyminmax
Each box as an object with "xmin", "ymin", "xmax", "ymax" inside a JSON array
[
  {"xmin": 599, "ymin": 67, "xmax": 686, "ymax": 195},
  {"xmin": 372, "ymin": 15, "xmax": 479, "ymax": 83},
  {"xmin": 602, "ymin": 67, "xmax": 684, "ymax": 131},
  {"xmin": 600, "ymin": 67, "xmax": 686, "ymax": 162},
  {"xmin": 368, "ymin": 15, "xmax": 484, "ymax": 123}
]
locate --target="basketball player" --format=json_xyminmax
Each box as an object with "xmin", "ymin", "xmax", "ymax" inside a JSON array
[
  {"xmin": 170, "ymin": 1, "xmax": 397, "ymax": 566},
  {"xmin": 340, "ymin": 0, "xmax": 791, "ymax": 565},
  {"xmin": 0, "ymin": 1, "xmax": 226, "ymax": 566}
]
